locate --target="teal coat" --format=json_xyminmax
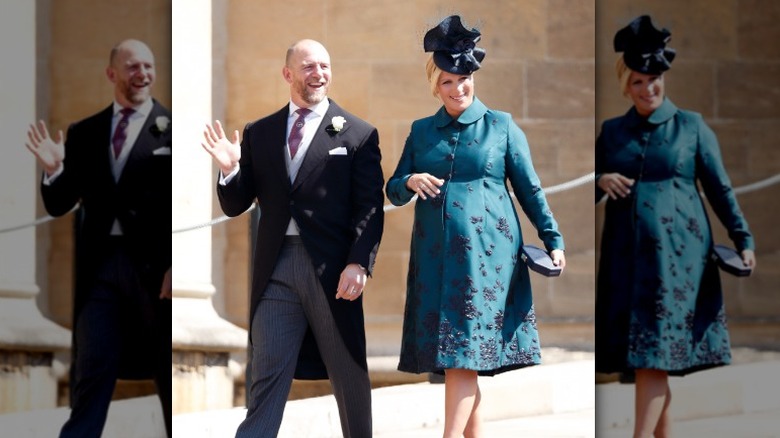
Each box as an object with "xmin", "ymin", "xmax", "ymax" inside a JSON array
[
  {"xmin": 595, "ymin": 98, "xmax": 754, "ymax": 375},
  {"xmin": 386, "ymin": 98, "xmax": 564, "ymax": 375}
]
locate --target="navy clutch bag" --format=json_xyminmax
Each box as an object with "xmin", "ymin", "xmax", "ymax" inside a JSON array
[
  {"xmin": 521, "ymin": 245, "xmax": 562, "ymax": 277},
  {"xmin": 712, "ymin": 244, "xmax": 752, "ymax": 277}
]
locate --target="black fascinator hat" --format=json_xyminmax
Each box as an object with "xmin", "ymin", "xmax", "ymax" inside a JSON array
[
  {"xmin": 614, "ymin": 15, "xmax": 676, "ymax": 74},
  {"xmin": 424, "ymin": 15, "xmax": 486, "ymax": 75}
]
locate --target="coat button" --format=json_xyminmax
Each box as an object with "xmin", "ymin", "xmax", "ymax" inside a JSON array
[{"xmin": 449, "ymin": 137, "xmax": 457, "ymax": 145}]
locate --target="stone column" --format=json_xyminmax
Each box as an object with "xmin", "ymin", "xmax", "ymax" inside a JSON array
[
  {"xmin": 0, "ymin": 0, "xmax": 70, "ymax": 413},
  {"xmin": 171, "ymin": 0, "xmax": 248, "ymax": 414}
]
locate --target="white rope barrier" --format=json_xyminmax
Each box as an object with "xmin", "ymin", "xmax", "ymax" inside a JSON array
[
  {"xmin": 595, "ymin": 172, "xmax": 780, "ymax": 205},
  {"xmin": 383, "ymin": 172, "xmax": 597, "ymax": 213},
  {"xmin": 3, "ymin": 171, "xmax": 778, "ymax": 235},
  {"xmin": 733, "ymin": 173, "xmax": 780, "ymax": 195},
  {"xmin": 0, "ymin": 204, "xmax": 80, "ymax": 234},
  {"xmin": 172, "ymin": 204, "xmax": 257, "ymax": 234}
]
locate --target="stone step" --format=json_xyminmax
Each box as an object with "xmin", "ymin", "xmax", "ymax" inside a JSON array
[
  {"xmin": 597, "ymin": 360, "xmax": 780, "ymax": 433},
  {"xmin": 173, "ymin": 358, "xmax": 596, "ymax": 437},
  {"xmin": 0, "ymin": 395, "xmax": 166, "ymax": 438}
]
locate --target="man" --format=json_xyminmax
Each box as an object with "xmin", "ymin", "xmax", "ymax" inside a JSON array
[
  {"xmin": 26, "ymin": 39, "xmax": 171, "ymax": 438},
  {"xmin": 202, "ymin": 39, "xmax": 384, "ymax": 437}
]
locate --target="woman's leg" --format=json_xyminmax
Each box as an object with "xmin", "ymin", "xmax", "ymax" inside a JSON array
[
  {"xmin": 653, "ymin": 381, "xmax": 672, "ymax": 438},
  {"xmin": 633, "ymin": 369, "xmax": 671, "ymax": 438},
  {"xmin": 463, "ymin": 384, "xmax": 483, "ymax": 438},
  {"xmin": 443, "ymin": 369, "xmax": 482, "ymax": 438}
]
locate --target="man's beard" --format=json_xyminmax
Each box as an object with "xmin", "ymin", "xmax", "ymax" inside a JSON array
[
  {"xmin": 296, "ymin": 81, "xmax": 328, "ymax": 105},
  {"xmin": 122, "ymin": 83, "xmax": 151, "ymax": 105}
]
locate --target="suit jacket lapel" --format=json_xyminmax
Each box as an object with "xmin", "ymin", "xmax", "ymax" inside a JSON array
[
  {"xmin": 95, "ymin": 105, "xmax": 117, "ymax": 187},
  {"xmin": 118, "ymin": 101, "xmax": 157, "ymax": 185},
  {"xmin": 292, "ymin": 100, "xmax": 342, "ymax": 192},
  {"xmin": 267, "ymin": 107, "xmax": 293, "ymax": 190}
]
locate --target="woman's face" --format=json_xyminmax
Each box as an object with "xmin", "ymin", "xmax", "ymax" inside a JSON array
[
  {"xmin": 627, "ymin": 71, "xmax": 664, "ymax": 117},
  {"xmin": 436, "ymin": 71, "xmax": 474, "ymax": 117}
]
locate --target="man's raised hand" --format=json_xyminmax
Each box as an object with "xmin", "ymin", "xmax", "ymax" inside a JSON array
[
  {"xmin": 202, "ymin": 120, "xmax": 241, "ymax": 175},
  {"xmin": 26, "ymin": 120, "xmax": 64, "ymax": 176}
]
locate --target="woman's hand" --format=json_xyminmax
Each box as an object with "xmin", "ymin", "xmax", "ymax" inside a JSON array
[
  {"xmin": 741, "ymin": 249, "xmax": 756, "ymax": 270},
  {"xmin": 406, "ymin": 173, "xmax": 445, "ymax": 200},
  {"xmin": 550, "ymin": 249, "xmax": 566, "ymax": 268},
  {"xmin": 597, "ymin": 173, "xmax": 635, "ymax": 200}
]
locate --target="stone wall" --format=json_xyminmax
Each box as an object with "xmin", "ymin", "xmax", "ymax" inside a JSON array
[{"xmin": 216, "ymin": 0, "xmax": 597, "ymax": 355}]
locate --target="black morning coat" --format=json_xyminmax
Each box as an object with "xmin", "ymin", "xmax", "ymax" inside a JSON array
[
  {"xmin": 41, "ymin": 100, "xmax": 172, "ymax": 380},
  {"xmin": 217, "ymin": 99, "xmax": 384, "ymax": 379}
]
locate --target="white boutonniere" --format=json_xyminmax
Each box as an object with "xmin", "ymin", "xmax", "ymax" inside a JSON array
[
  {"xmin": 154, "ymin": 116, "xmax": 170, "ymax": 133},
  {"xmin": 331, "ymin": 116, "xmax": 346, "ymax": 132}
]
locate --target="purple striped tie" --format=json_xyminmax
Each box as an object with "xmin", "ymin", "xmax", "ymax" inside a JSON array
[
  {"xmin": 288, "ymin": 108, "xmax": 311, "ymax": 159},
  {"xmin": 112, "ymin": 108, "xmax": 135, "ymax": 158}
]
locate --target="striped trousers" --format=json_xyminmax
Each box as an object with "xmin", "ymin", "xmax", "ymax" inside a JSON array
[{"xmin": 235, "ymin": 237, "xmax": 372, "ymax": 438}]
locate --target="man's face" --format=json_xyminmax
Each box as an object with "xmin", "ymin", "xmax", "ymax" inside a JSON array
[
  {"xmin": 283, "ymin": 42, "xmax": 331, "ymax": 107},
  {"xmin": 107, "ymin": 42, "xmax": 156, "ymax": 107}
]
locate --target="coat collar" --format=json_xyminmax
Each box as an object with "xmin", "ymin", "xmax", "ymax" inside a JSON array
[
  {"xmin": 625, "ymin": 97, "xmax": 678, "ymax": 128},
  {"xmin": 434, "ymin": 96, "xmax": 488, "ymax": 128},
  {"xmin": 112, "ymin": 98, "xmax": 154, "ymax": 119}
]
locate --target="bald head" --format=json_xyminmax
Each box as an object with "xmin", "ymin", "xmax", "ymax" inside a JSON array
[
  {"xmin": 106, "ymin": 39, "xmax": 156, "ymax": 107},
  {"xmin": 285, "ymin": 39, "xmax": 329, "ymax": 67},
  {"xmin": 110, "ymin": 39, "xmax": 155, "ymax": 67}
]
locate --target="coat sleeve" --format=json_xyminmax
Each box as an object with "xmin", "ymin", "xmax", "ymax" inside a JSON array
[
  {"xmin": 347, "ymin": 126, "xmax": 385, "ymax": 274},
  {"xmin": 40, "ymin": 123, "xmax": 81, "ymax": 217},
  {"xmin": 694, "ymin": 115, "xmax": 754, "ymax": 251},
  {"xmin": 594, "ymin": 122, "xmax": 607, "ymax": 203},
  {"xmin": 385, "ymin": 126, "xmax": 417, "ymax": 206},
  {"xmin": 216, "ymin": 123, "xmax": 258, "ymax": 217},
  {"xmin": 504, "ymin": 115, "xmax": 565, "ymax": 252}
]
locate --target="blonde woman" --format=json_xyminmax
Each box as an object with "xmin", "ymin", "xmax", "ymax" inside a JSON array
[
  {"xmin": 595, "ymin": 15, "xmax": 755, "ymax": 438},
  {"xmin": 387, "ymin": 15, "xmax": 565, "ymax": 437}
]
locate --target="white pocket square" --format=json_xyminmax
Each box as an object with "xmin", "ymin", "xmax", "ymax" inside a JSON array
[
  {"xmin": 328, "ymin": 146, "xmax": 348, "ymax": 156},
  {"xmin": 152, "ymin": 146, "xmax": 172, "ymax": 156}
]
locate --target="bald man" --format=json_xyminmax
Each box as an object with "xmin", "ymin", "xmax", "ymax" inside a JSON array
[
  {"xmin": 27, "ymin": 39, "xmax": 171, "ymax": 437},
  {"xmin": 203, "ymin": 39, "xmax": 384, "ymax": 437}
]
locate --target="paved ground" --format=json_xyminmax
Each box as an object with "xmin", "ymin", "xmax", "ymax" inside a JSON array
[
  {"xmin": 374, "ymin": 409, "xmax": 597, "ymax": 438},
  {"xmin": 174, "ymin": 349, "xmax": 596, "ymax": 437},
  {"xmin": 599, "ymin": 410, "xmax": 780, "ymax": 438},
  {"xmin": 3, "ymin": 347, "xmax": 779, "ymax": 437},
  {"xmin": 597, "ymin": 348, "xmax": 780, "ymax": 438}
]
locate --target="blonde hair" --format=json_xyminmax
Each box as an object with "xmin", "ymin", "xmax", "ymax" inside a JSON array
[
  {"xmin": 425, "ymin": 54, "xmax": 442, "ymax": 97},
  {"xmin": 615, "ymin": 55, "xmax": 632, "ymax": 97}
]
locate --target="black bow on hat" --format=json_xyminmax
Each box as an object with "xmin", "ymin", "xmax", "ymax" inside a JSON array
[
  {"xmin": 614, "ymin": 15, "xmax": 676, "ymax": 75},
  {"xmin": 424, "ymin": 15, "xmax": 486, "ymax": 75}
]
